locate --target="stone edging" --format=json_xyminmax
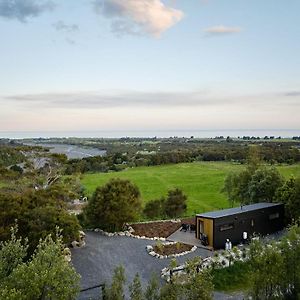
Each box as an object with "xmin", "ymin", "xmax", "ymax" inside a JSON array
[
  {"xmin": 161, "ymin": 247, "xmax": 249, "ymax": 281},
  {"xmin": 130, "ymin": 219, "xmax": 181, "ymax": 225},
  {"xmin": 146, "ymin": 242, "xmax": 197, "ymax": 259},
  {"xmin": 90, "ymin": 227, "xmax": 168, "ymax": 241}
]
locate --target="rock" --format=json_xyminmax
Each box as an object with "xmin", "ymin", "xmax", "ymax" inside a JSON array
[
  {"xmin": 94, "ymin": 228, "xmax": 100, "ymax": 232},
  {"xmin": 118, "ymin": 232, "xmax": 125, "ymax": 236},
  {"xmin": 71, "ymin": 241, "xmax": 80, "ymax": 248},
  {"xmin": 146, "ymin": 245, "xmax": 153, "ymax": 251},
  {"xmin": 79, "ymin": 230, "xmax": 86, "ymax": 237},
  {"xmin": 78, "ymin": 240, "xmax": 86, "ymax": 247}
]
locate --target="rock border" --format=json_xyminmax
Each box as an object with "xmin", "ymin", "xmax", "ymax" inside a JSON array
[
  {"xmin": 161, "ymin": 247, "xmax": 249, "ymax": 281},
  {"xmin": 90, "ymin": 226, "xmax": 169, "ymax": 241},
  {"xmin": 146, "ymin": 242, "xmax": 197, "ymax": 259}
]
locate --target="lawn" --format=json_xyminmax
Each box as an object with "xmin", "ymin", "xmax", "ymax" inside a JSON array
[{"xmin": 81, "ymin": 162, "xmax": 300, "ymax": 216}]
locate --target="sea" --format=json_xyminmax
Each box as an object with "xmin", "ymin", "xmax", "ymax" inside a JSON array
[{"xmin": 0, "ymin": 129, "xmax": 299, "ymax": 139}]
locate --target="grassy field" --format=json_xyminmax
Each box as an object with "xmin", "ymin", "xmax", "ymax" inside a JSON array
[{"xmin": 81, "ymin": 162, "xmax": 300, "ymax": 216}]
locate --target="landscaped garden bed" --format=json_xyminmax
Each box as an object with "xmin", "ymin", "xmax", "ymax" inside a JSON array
[
  {"xmin": 130, "ymin": 218, "xmax": 195, "ymax": 238},
  {"xmin": 130, "ymin": 220, "xmax": 182, "ymax": 238},
  {"xmin": 146, "ymin": 241, "xmax": 197, "ymax": 259},
  {"xmin": 154, "ymin": 242, "xmax": 193, "ymax": 256}
]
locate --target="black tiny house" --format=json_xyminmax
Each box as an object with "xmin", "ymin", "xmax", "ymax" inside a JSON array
[{"xmin": 196, "ymin": 202, "xmax": 284, "ymax": 249}]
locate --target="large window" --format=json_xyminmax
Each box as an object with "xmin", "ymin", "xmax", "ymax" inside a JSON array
[{"xmin": 220, "ymin": 223, "xmax": 234, "ymax": 231}]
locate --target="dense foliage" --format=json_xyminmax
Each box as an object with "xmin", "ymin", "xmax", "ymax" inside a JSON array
[
  {"xmin": 105, "ymin": 259, "xmax": 213, "ymax": 300},
  {"xmin": 84, "ymin": 178, "xmax": 142, "ymax": 231},
  {"xmin": 0, "ymin": 227, "xmax": 80, "ymax": 299},
  {"xmin": 63, "ymin": 139, "xmax": 300, "ymax": 175},
  {"xmin": 164, "ymin": 188, "xmax": 187, "ymax": 218},
  {"xmin": 0, "ymin": 145, "xmax": 26, "ymax": 168},
  {"xmin": 248, "ymin": 224, "xmax": 300, "ymax": 299},
  {"xmin": 276, "ymin": 177, "xmax": 300, "ymax": 222},
  {"xmin": 0, "ymin": 186, "xmax": 81, "ymax": 253}
]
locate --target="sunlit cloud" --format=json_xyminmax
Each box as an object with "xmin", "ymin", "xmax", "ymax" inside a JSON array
[
  {"xmin": 204, "ymin": 25, "xmax": 242, "ymax": 36},
  {"xmin": 93, "ymin": 0, "xmax": 184, "ymax": 37}
]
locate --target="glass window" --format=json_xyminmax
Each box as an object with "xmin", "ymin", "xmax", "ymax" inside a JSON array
[{"xmin": 220, "ymin": 223, "xmax": 234, "ymax": 231}]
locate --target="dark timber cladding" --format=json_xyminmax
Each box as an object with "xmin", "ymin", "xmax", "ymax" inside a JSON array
[{"xmin": 195, "ymin": 202, "xmax": 284, "ymax": 249}]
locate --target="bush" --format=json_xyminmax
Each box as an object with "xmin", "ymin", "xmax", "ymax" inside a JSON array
[
  {"xmin": 143, "ymin": 197, "xmax": 165, "ymax": 219},
  {"xmin": 164, "ymin": 188, "xmax": 187, "ymax": 218},
  {"xmin": 84, "ymin": 178, "xmax": 142, "ymax": 232}
]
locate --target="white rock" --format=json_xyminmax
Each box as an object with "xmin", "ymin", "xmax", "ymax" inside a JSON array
[
  {"xmin": 79, "ymin": 230, "xmax": 86, "ymax": 237},
  {"xmin": 71, "ymin": 241, "xmax": 80, "ymax": 248}
]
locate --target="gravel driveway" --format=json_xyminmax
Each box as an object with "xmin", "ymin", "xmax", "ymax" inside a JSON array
[{"xmin": 71, "ymin": 231, "xmax": 212, "ymax": 299}]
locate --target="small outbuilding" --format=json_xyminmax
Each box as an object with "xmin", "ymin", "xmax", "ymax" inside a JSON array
[{"xmin": 195, "ymin": 202, "xmax": 284, "ymax": 249}]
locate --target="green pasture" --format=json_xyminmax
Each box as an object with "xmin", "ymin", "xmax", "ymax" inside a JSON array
[{"xmin": 81, "ymin": 162, "xmax": 300, "ymax": 216}]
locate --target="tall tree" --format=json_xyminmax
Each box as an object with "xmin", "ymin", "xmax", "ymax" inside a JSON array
[
  {"xmin": 105, "ymin": 266, "xmax": 126, "ymax": 300},
  {"xmin": 129, "ymin": 273, "xmax": 143, "ymax": 300},
  {"xmin": 276, "ymin": 177, "xmax": 300, "ymax": 221},
  {"xmin": 248, "ymin": 167, "xmax": 284, "ymax": 203},
  {"xmin": 164, "ymin": 188, "xmax": 187, "ymax": 218},
  {"xmin": 0, "ymin": 227, "xmax": 80, "ymax": 299},
  {"xmin": 144, "ymin": 274, "xmax": 160, "ymax": 300},
  {"xmin": 85, "ymin": 178, "xmax": 142, "ymax": 231}
]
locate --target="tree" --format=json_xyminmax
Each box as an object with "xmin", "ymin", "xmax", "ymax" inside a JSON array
[
  {"xmin": 276, "ymin": 177, "xmax": 300, "ymax": 222},
  {"xmin": 160, "ymin": 257, "xmax": 213, "ymax": 300},
  {"xmin": 248, "ymin": 167, "xmax": 283, "ymax": 203},
  {"xmin": 223, "ymin": 146, "xmax": 264, "ymax": 205},
  {"xmin": 248, "ymin": 239, "xmax": 285, "ymax": 299},
  {"xmin": 144, "ymin": 274, "xmax": 160, "ymax": 300},
  {"xmin": 129, "ymin": 273, "xmax": 143, "ymax": 300},
  {"xmin": 143, "ymin": 198, "xmax": 166, "ymax": 219},
  {"xmin": 164, "ymin": 188, "xmax": 187, "ymax": 218},
  {"xmin": 248, "ymin": 224, "xmax": 300, "ymax": 299},
  {"xmin": 84, "ymin": 178, "xmax": 142, "ymax": 232},
  {"xmin": 0, "ymin": 188, "xmax": 80, "ymax": 253},
  {"xmin": 0, "ymin": 227, "xmax": 80, "ymax": 299},
  {"xmin": 105, "ymin": 266, "xmax": 126, "ymax": 300}
]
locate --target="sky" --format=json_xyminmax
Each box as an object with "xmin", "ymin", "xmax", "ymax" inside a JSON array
[{"xmin": 0, "ymin": 0, "xmax": 299, "ymax": 134}]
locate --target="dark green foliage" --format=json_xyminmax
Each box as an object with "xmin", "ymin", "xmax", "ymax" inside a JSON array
[
  {"xmin": 248, "ymin": 224, "xmax": 300, "ymax": 299},
  {"xmin": 248, "ymin": 167, "xmax": 284, "ymax": 203},
  {"xmin": 164, "ymin": 188, "xmax": 187, "ymax": 218},
  {"xmin": 160, "ymin": 263, "xmax": 213, "ymax": 300},
  {"xmin": 0, "ymin": 188, "xmax": 80, "ymax": 253},
  {"xmin": 129, "ymin": 273, "xmax": 143, "ymax": 300},
  {"xmin": 84, "ymin": 178, "xmax": 142, "ymax": 232},
  {"xmin": 0, "ymin": 227, "xmax": 80, "ymax": 299},
  {"xmin": 223, "ymin": 152, "xmax": 284, "ymax": 204},
  {"xmin": 0, "ymin": 146, "xmax": 26, "ymax": 168},
  {"xmin": 276, "ymin": 177, "xmax": 300, "ymax": 222},
  {"xmin": 144, "ymin": 274, "xmax": 160, "ymax": 300},
  {"xmin": 105, "ymin": 266, "xmax": 126, "ymax": 300},
  {"xmin": 143, "ymin": 198, "xmax": 166, "ymax": 219},
  {"xmin": 9, "ymin": 165, "xmax": 23, "ymax": 174},
  {"xmin": 212, "ymin": 261, "xmax": 251, "ymax": 292}
]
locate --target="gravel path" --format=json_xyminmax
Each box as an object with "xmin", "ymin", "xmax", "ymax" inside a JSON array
[{"xmin": 71, "ymin": 231, "xmax": 212, "ymax": 299}]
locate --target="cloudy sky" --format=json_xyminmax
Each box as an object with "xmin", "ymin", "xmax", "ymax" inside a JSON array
[{"xmin": 0, "ymin": 0, "xmax": 299, "ymax": 134}]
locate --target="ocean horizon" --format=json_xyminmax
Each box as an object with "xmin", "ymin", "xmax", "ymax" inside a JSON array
[{"xmin": 0, "ymin": 129, "xmax": 299, "ymax": 139}]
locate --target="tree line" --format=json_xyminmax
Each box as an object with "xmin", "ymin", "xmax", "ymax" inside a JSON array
[
  {"xmin": 223, "ymin": 147, "xmax": 300, "ymax": 222},
  {"xmin": 64, "ymin": 143, "xmax": 300, "ymax": 175}
]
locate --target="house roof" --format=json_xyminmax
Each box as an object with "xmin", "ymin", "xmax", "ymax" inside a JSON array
[{"xmin": 196, "ymin": 202, "xmax": 283, "ymax": 219}]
